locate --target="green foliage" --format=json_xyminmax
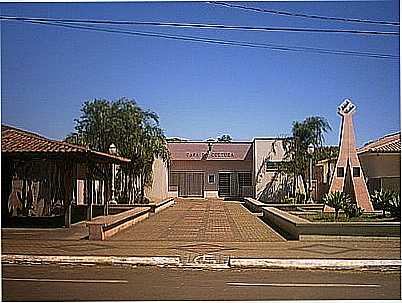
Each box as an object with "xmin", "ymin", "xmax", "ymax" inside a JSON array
[
  {"xmin": 279, "ymin": 116, "xmax": 332, "ymax": 198},
  {"xmin": 371, "ymin": 190, "xmax": 396, "ymax": 216},
  {"xmin": 65, "ymin": 97, "xmax": 169, "ymax": 203},
  {"xmin": 281, "ymin": 197, "xmax": 295, "ymax": 204},
  {"xmin": 217, "ymin": 134, "xmax": 232, "ymax": 142},
  {"xmin": 388, "ymin": 192, "xmax": 401, "ymax": 219},
  {"xmin": 342, "ymin": 201, "xmax": 364, "ymax": 219},
  {"xmin": 295, "ymin": 192, "xmax": 306, "ymax": 204},
  {"xmin": 323, "ymin": 191, "xmax": 350, "ymax": 220}
]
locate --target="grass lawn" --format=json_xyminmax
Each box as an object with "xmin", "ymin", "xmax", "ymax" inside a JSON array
[{"xmin": 299, "ymin": 212, "xmax": 400, "ymax": 222}]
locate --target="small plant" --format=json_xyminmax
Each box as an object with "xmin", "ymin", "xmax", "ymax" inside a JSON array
[
  {"xmin": 371, "ymin": 190, "xmax": 395, "ymax": 216},
  {"xmin": 281, "ymin": 197, "xmax": 296, "ymax": 204},
  {"xmin": 323, "ymin": 191, "xmax": 350, "ymax": 221},
  {"xmin": 342, "ymin": 201, "xmax": 363, "ymax": 219},
  {"xmin": 295, "ymin": 193, "xmax": 305, "ymax": 204},
  {"xmin": 388, "ymin": 192, "xmax": 401, "ymax": 219}
]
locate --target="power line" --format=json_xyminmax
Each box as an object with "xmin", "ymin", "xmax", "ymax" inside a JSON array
[
  {"xmin": 19, "ymin": 19, "xmax": 399, "ymax": 60},
  {"xmin": 0, "ymin": 15, "xmax": 399, "ymax": 36},
  {"xmin": 207, "ymin": 1, "xmax": 400, "ymax": 26}
]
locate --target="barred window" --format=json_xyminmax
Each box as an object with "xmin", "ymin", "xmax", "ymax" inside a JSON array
[{"xmin": 353, "ymin": 167, "xmax": 360, "ymax": 177}]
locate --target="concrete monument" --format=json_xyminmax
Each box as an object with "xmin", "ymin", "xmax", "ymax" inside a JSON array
[{"xmin": 326, "ymin": 99, "xmax": 374, "ymax": 211}]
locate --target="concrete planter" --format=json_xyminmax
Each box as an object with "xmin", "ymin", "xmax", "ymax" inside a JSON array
[{"xmin": 262, "ymin": 206, "xmax": 401, "ymax": 240}]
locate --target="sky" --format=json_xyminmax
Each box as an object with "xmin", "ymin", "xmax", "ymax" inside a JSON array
[{"xmin": 1, "ymin": 1, "xmax": 400, "ymax": 147}]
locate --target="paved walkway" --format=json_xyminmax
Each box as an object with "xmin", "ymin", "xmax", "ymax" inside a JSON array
[
  {"xmin": 111, "ymin": 198, "xmax": 284, "ymax": 242},
  {"xmin": 1, "ymin": 198, "xmax": 400, "ymax": 268}
]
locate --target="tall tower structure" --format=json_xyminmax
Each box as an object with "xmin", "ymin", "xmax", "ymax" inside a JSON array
[{"xmin": 326, "ymin": 99, "xmax": 374, "ymax": 211}]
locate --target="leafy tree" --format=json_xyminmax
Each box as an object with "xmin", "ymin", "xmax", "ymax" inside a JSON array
[
  {"xmin": 65, "ymin": 97, "xmax": 169, "ymax": 203},
  {"xmin": 279, "ymin": 116, "xmax": 332, "ymax": 199},
  {"xmin": 323, "ymin": 191, "xmax": 349, "ymax": 220},
  {"xmin": 217, "ymin": 134, "xmax": 232, "ymax": 142}
]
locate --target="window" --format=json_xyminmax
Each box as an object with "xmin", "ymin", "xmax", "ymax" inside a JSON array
[
  {"xmin": 353, "ymin": 167, "xmax": 360, "ymax": 177},
  {"xmin": 208, "ymin": 174, "xmax": 215, "ymax": 184},
  {"xmin": 168, "ymin": 171, "xmax": 179, "ymax": 191},
  {"xmin": 238, "ymin": 172, "xmax": 252, "ymax": 187},
  {"xmin": 266, "ymin": 161, "xmax": 281, "ymax": 172},
  {"xmin": 337, "ymin": 167, "xmax": 344, "ymax": 178}
]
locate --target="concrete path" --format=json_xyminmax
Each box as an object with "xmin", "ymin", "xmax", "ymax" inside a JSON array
[
  {"xmin": 111, "ymin": 198, "xmax": 285, "ymax": 242},
  {"xmin": 1, "ymin": 198, "xmax": 400, "ymax": 270}
]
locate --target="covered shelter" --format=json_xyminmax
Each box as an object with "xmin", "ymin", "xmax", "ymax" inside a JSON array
[{"xmin": 1, "ymin": 124, "xmax": 130, "ymax": 228}]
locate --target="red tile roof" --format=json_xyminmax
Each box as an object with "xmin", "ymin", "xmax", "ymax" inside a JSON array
[
  {"xmin": 168, "ymin": 142, "xmax": 253, "ymax": 161},
  {"xmin": 1, "ymin": 124, "xmax": 130, "ymax": 163},
  {"xmin": 357, "ymin": 132, "xmax": 401, "ymax": 154}
]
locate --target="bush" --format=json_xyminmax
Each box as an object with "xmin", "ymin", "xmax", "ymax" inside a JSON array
[
  {"xmin": 323, "ymin": 191, "xmax": 350, "ymax": 220},
  {"xmin": 281, "ymin": 197, "xmax": 296, "ymax": 204},
  {"xmin": 342, "ymin": 202, "xmax": 363, "ymax": 219},
  {"xmin": 371, "ymin": 190, "xmax": 395, "ymax": 216},
  {"xmin": 388, "ymin": 192, "xmax": 401, "ymax": 219},
  {"xmin": 295, "ymin": 193, "xmax": 305, "ymax": 204}
]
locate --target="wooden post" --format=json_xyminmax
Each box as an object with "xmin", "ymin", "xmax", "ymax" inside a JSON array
[{"xmin": 86, "ymin": 162, "xmax": 93, "ymax": 221}]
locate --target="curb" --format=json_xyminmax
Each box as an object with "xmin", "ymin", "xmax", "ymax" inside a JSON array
[
  {"xmin": 2, "ymin": 254, "xmax": 181, "ymax": 267},
  {"xmin": 2, "ymin": 255, "xmax": 401, "ymax": 271},
  {"xmin": 229, "ymin": 258, "xmax": 402, "ymax": 271}
]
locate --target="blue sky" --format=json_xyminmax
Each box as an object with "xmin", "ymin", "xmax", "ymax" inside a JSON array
[{"xmin": 1, "ymin": 1, "xmax": 400, "ymax": 146}]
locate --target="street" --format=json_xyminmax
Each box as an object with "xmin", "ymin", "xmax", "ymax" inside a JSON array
[{"xmin": 2, "ymin": 264, "xmax": 400, "ymax": 301}]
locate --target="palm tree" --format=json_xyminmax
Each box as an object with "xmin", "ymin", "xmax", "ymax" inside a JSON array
[{"xmin": 280, "ymin": 116, "xmax": 332, "ymax": 199}]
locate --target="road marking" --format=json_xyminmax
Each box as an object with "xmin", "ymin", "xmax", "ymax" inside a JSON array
[
  {"xmin": 227, "ymin": 282, "xmax": 381, "ymax": 288},
  {"xmin": 3, "ymin": 278, "xmax": 128, "ymax": 284}
]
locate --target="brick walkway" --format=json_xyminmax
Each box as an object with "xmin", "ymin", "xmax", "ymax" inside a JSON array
[{"xmin": 111, "ymin": 198, "xmax": 285, "ymax": 242}]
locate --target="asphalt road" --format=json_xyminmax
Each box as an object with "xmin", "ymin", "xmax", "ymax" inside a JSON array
[{"xmin": 2, "ymin": 264, "xmax": 400, "ymax": 301}]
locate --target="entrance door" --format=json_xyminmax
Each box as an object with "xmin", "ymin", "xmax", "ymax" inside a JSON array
[
  {"xmin": 178, "ymin": 172, "xmax": 204, "ymax": 197},
  {"xmin": 218, "ymin": 173, "xmax": 231, "ymax": 197}
]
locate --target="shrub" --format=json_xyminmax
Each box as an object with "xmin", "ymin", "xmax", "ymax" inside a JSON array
[
  {"xmin": 342, "ymin": 201, "xmax": 363, "ymax": 219},
  {"xmin": 281, "ymin": 197, "xmax": 296, "ymax": 204},
  {"xmin": 295, "ymin": 193, "xmax": 305, "ymax": 204},
  {"xmin": 323, "ymin": 191, "xmax": 350, "ymax": 221},
  {"xmin": 388, "ymin": 192, "xmax": 401, "ymax": 219},
  {"xmin": 371, "ymin": 190, "xmax": 395, "ymax": 216}
]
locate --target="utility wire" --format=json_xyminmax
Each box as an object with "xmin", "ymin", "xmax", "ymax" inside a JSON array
[
  {"xmin": 20, "ymin": 19, "xmax": 399, "ymax": 60},
  {"xmin": 0, "ymin": 15, "xmax": 399, "ymax": 36},
  {"xmin": 207, "ymin": 1, "xmax": 400, "ymax": 26}
]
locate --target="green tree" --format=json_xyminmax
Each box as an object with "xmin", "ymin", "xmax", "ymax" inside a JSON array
[
  {"xmin": 65, "ymin": 97, "xmax": 169, "ymax": 203},
  {"xmin": 217, "ymin": 134, "xmax": 232, "ymax": 142},
  {"xmin": 323, "ymin": 191, "xmax": 350, "ymax": 221},
  {"xmin": 280, "ymin": 116, "xmax": 332, "ymax": 199}
]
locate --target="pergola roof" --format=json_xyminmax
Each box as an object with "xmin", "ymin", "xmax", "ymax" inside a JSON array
[
  {"xmin": 1, "ymin": 124, "xmax": 130, "ymax": 163},
  {"xmin": 357, "ymin": 132, "xmax": 401, "ymax": 155}
]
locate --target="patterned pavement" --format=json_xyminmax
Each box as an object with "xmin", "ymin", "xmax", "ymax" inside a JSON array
[{"xmin": 111, "ymin": 198, "xmax": 285, "ymax": 242}]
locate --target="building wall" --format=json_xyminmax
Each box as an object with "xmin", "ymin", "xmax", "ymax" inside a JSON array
[
  {"xmin": 169, "ymin": 159, "xmax": 253, "ymax": 197},
  {"xmin": 359, "ymin": 154, "xmax": 401, "ymax": 178},
  {"xmin": 253, "ymin": 139, "xmax": 288, "ymax": 201},
  {"xmin": 359, "ymin": 153, "xmax": 401, "ymax": 193}
]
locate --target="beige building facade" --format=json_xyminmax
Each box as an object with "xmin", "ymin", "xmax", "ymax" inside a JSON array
[
  {"xmin": 148, "ymin": 138, "xmax": 289, "ymax": 201},
  {"xmin": 357, "ymin": 132, "xmax": 401, "ymax": 194}
]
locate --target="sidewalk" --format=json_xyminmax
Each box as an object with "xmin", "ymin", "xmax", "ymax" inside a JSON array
[{"xmin": 2, "ymin": 199, "xmax": 401, "ymax": 270}]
